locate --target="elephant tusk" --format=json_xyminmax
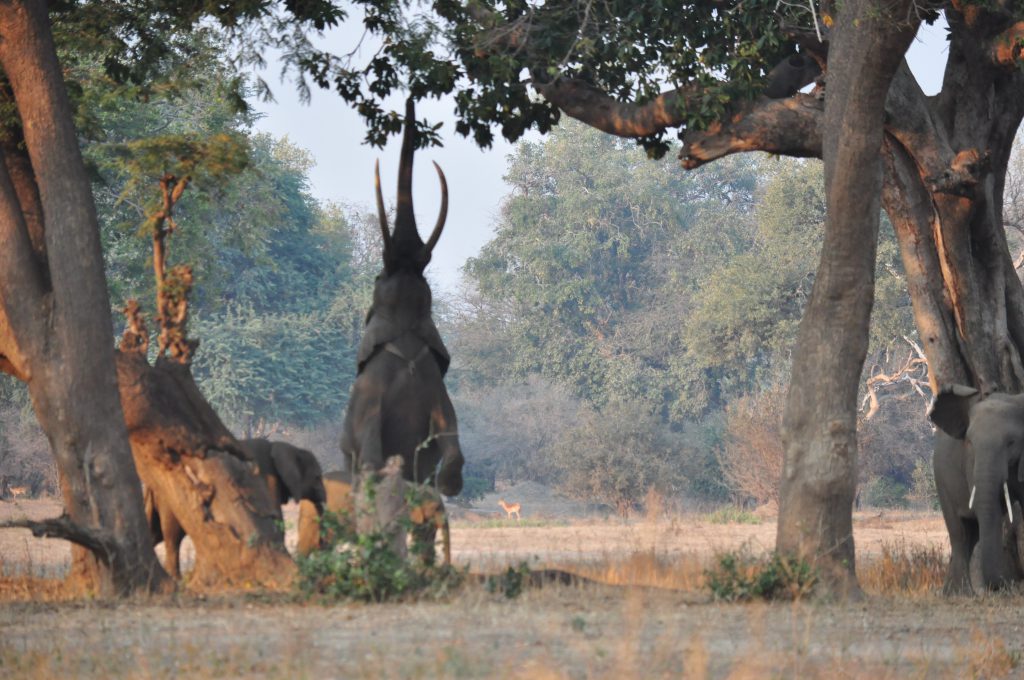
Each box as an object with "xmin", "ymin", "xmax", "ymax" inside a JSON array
[
  {"xmin": 1006, "ymin": 482, "xmax": 1014, "ymax": 523},
  {"xmin": 969, "ymin": 485, "xmax": 976, "ymax": 510}
]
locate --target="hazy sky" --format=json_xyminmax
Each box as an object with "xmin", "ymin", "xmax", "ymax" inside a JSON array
[{"xmin": 251, "ymin": 16, "xmax": 951, "ymax": 294}]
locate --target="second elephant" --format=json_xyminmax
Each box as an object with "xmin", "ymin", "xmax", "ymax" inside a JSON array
[
  {"xmin": 146, "ymin": 438, "xmax": 326, "ymax": 578},
  {"xmin": 931, "ymin": 386, "xmax": 1024, "ymax": 593}
]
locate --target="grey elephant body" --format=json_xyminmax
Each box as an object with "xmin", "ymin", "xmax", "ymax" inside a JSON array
[
  {"xmin": 931, "ymin": 387, "xmax": 1024, "ymax": 593},
  {"xmin": 146, "ymin": 439, "xmax": 325, "ymax": 578}
]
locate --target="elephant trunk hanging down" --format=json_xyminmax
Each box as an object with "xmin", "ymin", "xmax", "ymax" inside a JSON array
[
  {"xmin": 930, "ymin": 386, "xmax": 1024, "ymax": 593},
  {"xmin": 340, "ymin": 98, "xmax": 464, "ymax": 555}
]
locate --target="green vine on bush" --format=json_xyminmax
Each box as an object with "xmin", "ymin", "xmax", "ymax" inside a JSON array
[
  {"xmin": 705, "ymin": 550, "xmax": 817, "ymax": 602},
  {"xmin": 295, "ymin": 487, "xmax": 464, "ymax": 603}
]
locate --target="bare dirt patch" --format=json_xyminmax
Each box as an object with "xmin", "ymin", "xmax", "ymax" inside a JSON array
[{"xmin": 2, "ymin": 500, "xmax": 1020, "ymax": 679}]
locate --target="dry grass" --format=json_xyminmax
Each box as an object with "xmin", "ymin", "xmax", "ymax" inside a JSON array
[
  {"xmin": 859, "ymin": 540, "xmax": 947, "ymax": 597},
  {"xmin": 6, "ymin": 504, "xmax": 1024, "ymax": 678},
  {"xmin": 563, "ymin": 549, "xmax": 708, "ymax": 591}
]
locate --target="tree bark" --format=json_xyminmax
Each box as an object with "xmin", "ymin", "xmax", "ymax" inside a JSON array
[
  {"xmin": 775, "ymin": 0, "xmax": 918, "ymax": 595},
  {"xmin": 0, "ymin": 0, "xmax": 166, "ymax": 594},
  {"xmin": 0, "ymin": 0, "xmax": 300, "ymax": 594}
]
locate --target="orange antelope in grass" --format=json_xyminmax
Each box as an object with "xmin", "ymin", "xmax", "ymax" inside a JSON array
[
  {"xmin": 498, "ymin": 499, "xmax": 521, "ymax": 520},
  {"xmin": 8, "ymin": 486, "xmax": 29, "ymax": 500}
]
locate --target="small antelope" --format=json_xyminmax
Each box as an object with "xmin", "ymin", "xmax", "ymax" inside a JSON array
[
  {"xmin": 498, "ymin": 499, "xmax": 521, "ymax": 521},
  {"xmin": 9, "ymin": 486, "xmax": 29, "ymax": 500}
]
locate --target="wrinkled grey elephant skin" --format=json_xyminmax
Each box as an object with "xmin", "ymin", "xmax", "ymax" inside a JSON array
[
  {"xmin": 146, "ymin": 438, "xmax": 325, "ymax": 578},
  {"xmin": 930, "ymin": 385, "xmax": 1024, "ymax": 594}
]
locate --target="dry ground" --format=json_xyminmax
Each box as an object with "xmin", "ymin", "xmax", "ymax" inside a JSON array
[{"xmin": 1, "ymin": 498, "xmax": 1021, "ymax": 679}]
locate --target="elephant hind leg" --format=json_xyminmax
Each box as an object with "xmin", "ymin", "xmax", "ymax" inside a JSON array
[{"xmin": 161, "ymin": 511, "xmax": 185, "ymax": 580}]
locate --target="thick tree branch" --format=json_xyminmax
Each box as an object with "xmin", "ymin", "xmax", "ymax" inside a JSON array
[
  {"xmin": 679, "ymin": 94, "xmax": 823, "ymax": 168},
  {"xmin": 0, "ymin": 514, "xmax": 119, "ymax": 562},
  {"xmin": 533, "ymin": 77, "xmax": 692, "ymax": 138},
  {"xmin": 0, "ymin": 151, "xmax": 45, "ymax": 380},
  {"xmin": 1, "ymin": 134, "xmax": 47, "ymax": 274}
]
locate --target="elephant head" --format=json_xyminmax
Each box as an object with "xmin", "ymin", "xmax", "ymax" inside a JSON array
[
  {"xmin": 340, "ymin": 97, "xmax": 464, "ymax": 499},
  {"xmin": 239, "ymin": 438, "xmax": 326, "ymax": 510},
  {"xmin": 930, "ymin": 385, "xmax": 1024, "ymax": 589}
]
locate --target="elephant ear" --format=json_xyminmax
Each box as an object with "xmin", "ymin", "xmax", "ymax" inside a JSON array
[
  {"xmin": 271, "ymin": 444, "xmax": 322, "ymax": 504},
  {"xmin": 928, "ymin": 384, "xmax": 980, "ymax": 439}
]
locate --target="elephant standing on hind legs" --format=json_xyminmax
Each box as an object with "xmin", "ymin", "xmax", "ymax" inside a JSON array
[
  {"xmin": 340, "ymin": 98, "xmax": 464, "ymax": 563},
  {"xmin": 930, "ymin": 385, "xmax": 1024, "ymax": 594},
  {"xmin": 146, "ymin": 438, "xmax": 326, "ymax": 578}
]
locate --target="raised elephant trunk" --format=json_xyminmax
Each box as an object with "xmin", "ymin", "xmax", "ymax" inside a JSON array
[{"xmin": 375, "ymin": 98, "xmax": 448, "ymax": 273}]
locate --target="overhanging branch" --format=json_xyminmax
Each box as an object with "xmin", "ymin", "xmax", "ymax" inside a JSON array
[
  {"xmin": 533, "ymin": 77, "xmax": 693, "ymax": 138},
  {"xmin": 680, "ymin": 94, "xmax": 824, "ymax": 169},
  {"xmin": 0, "ymin": 514, "xmax": 119, "ymax": 563}
]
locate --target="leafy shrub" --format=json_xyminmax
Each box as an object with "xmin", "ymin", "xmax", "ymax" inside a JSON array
[
  {"xmin": 548, "ymin": 398, "xmax": 688, "ymax": 516},
  {"xmin": 454, "ymin": 475, "xmax": 493, "ymax": 504},
  {"xmin": 705, "ymin": 551, "xmax": 816, "ymax": 602},
  {"xmin": 705, "ymin": 506, "xmax": 761, "ymax": 525},
  {"xmin": 486, "ymin": 563, "xmax": 532, "ymax": 599},
  {"xmin": 296, "ymin": 491, "xmax": 464, "ymax": 603},
  {"xmin": 297, "ymin": 519, "xmax": 414, "ymax": 603}
]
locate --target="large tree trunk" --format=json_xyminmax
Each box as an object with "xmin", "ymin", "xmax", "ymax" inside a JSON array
[
  {"xmin": 0, "ymin": 0, "xmax": 297, "ymax": 594},
  {"xmin": 775, "ymin": 0, "xmax": 918, "ymax": 594},
  {"xmin": 881, "ymin": 12, "xmax": 1024, "ymax": 393},
  {"xmin": 0, "ymin": 0, "xmax": 166, "ymax": 595}
]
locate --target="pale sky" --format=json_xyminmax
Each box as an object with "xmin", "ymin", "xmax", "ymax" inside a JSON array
[{"xmin": 251, "ymin": 16, "xmax": 950, "ymax": 294}]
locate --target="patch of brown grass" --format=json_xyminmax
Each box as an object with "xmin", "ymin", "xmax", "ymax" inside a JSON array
[
  {"xmin": 0, "ymin": 573, "xmax": 79, "ymax": 602},
  {"xmin": 958, "ymin": 629, "xmax": 1021, "ymax": 678},
  {"xmin": 561, "ymin": 549, "xmax": 708, "ymax": 591},
  {"xmin": 859, "ymin": 540, "xmax": 946, "ymax": 596}
]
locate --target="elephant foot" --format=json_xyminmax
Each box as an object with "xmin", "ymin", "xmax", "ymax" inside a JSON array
[
  {"xmin": 942, "ymin": 576, "xmax": 973, "ymax": 597},
  {"xmin": 943, "ymin": 557, "xmax": 974, "ymax": 596}
]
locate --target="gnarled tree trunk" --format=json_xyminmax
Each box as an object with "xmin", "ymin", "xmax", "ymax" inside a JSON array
[
  {"xmin": 881, "ymin": 12, "xmax": 1024, "ymax": 394},
  {"xmin": 116, "ymin": 350, "xmax": 295, "ymax": 589}
]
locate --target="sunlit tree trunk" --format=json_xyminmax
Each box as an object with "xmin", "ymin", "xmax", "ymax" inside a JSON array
[{"xmin": 775, "ymin": 0, "xmax": 918, "ymax": 594}]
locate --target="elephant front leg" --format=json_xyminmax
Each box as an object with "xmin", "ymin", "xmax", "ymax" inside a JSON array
[
  {"xmin": 296, "ymin": 499, "xmax": 321, "ymax": 557},
  {"xmin": 944, "ymin": 515, "xmax": 977, "ymax": 596}
]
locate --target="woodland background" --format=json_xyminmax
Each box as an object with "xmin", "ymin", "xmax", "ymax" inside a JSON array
[{"xmin": 2, "ymin": 33, "xmax": 1020, "ymax": 514}]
